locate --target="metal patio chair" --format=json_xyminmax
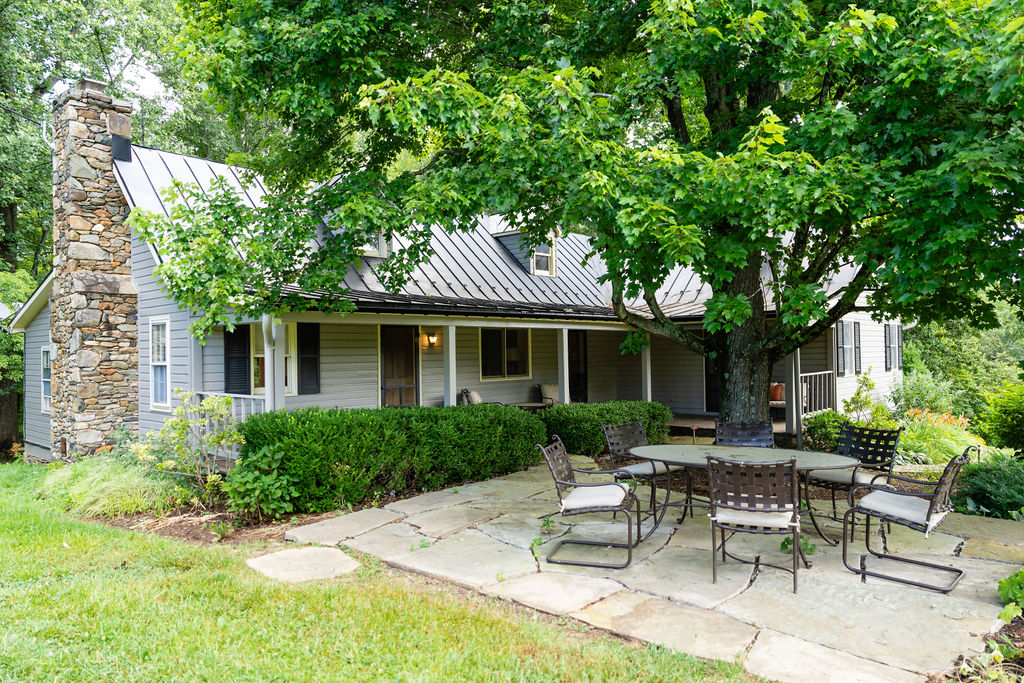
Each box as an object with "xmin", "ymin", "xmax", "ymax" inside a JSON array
[
  {"xmin": 708, "ymin": 454, "xmax": 807, "ymax": 593},
  {"xmin": 537, "ymin": 435, "xmax": 643, "ymax": 569},
  {"xmin": 601, "ymin": 420, "xmax": 682, "ymax": 535},
  {"xmin": 842, "ymin": 446, "xmax": 974, "ymax": 593}
]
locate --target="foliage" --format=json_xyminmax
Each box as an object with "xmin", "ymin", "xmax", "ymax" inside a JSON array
[
  {"xmin": 37, "ymin": 456, "xmax": 182, "ymax": 517},
  {"xmin": 222, "ymin": 446, "xmax": 298, "ymax": 522},
  {"xmin": 980, "ymin": 384, "xmax": 1024, "ymax": 451},
  {"xmin": 536, "ymin": 401, "xmax": 673, "ymax": 457},
  {"xmin": 998, "ymin": 568, "xmax": 1024, "ymax": 623},
  {"xmin": 889, "ymin": 369, "xmax": 958, "ymax": 417},
  {"xmin": 0, "ymin": 462, "xmax": 754, "ymax": 682},
  {"xmin": 779, "ymin": 535, "xmax": 817, "ymax": 557},
  {"xmin": 802, "ymin": 410, "xmax": 848, "ymax": 452},
  {"xmin": 841, "ymin": 371, "xmax": 897, "ymax": 429},
  {"xmin": 235, "ymin": 404, "xmax": 546, "ymax": 513},
  {"xmin": 956, "ymin": 636, "xmax": 1024, "ymax": 683},
  {"xmin": 0, "ymin": 269, "xmax": 36, "ymax": 389},
  {"xmin": 898, "ymin": 409, "xmax": 983, "ymax": 465},
  {"xmin": 953, "ymin": 454, "xmax": 1024, "ymax": 520}
]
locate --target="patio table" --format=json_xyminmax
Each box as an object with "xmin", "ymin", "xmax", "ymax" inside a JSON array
[{"xmin": 629, "ymin": 444, "xmax": 858, "ymax": 544}]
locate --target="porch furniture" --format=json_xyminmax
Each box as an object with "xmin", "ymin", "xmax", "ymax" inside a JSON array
[
  {"xmin": 842, "ymin": 447, "xmax": 974, "ymax": 593},
  {"xmin": 629, "ymin": 444, "xmax": 857, "ymax": 542},
  {"xmin": 457, "ymin": 388, "xmax": 549, "ymax": 412},
  {"xmin": 708, "ymin": 455, "xmax": 807, "ymax": 593},
  {"xmin": 601, "ymin": 420, "xmax": 683, "ymax": 538},
  {"xmin": 539, "ymin": 383, "xmax": 560, "ymax": 406},
  {"xmin": 538, "ymin": 436, "xmax": 643, "ymax": 569},
  {"xmin": 805, "ymin": 424, "xmax": 903, "ymax": 544}
]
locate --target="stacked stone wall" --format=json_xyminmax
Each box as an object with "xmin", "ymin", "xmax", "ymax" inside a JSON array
[{"xmin": 50, "ymin": 86, "xmax": 138, "ymax": 455}]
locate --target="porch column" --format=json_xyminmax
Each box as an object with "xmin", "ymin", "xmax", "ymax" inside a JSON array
[
  {"xmin": 556, "ymin": 327, "xmax": 570, "ymax": 404},
  {"xmin": 443, "ymin": 324, "xmax": 457, "ymax": 406},
  {"xmin": 784, "ymin": 349, "xmax": 803, "ymax": 449},
  {"xmin": 189, "ymin": 336, "xmax": 203, "ymax": 392},
  {"xmin": 272, "ymin": 321, "xmax": 287, "ymax": 411},
  {"xmin": 261, "ymin": 316, "xmax": 286, "ymax": 411},
  {"xmin": 640, "ymin": 337, "xmax": 652, "ymax": 401}
]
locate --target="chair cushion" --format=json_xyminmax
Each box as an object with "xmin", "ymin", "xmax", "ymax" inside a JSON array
[
  {"xmin": 561, "ymin": 483, "xmax": 628, "ymax": 511},
  {"xmin": 711, "ymin": 508, "xmax": 798, "ymax": 529},
  {"xmin": 807, "ymin": 468, "xmax": 877, "ymax": 486},
  {"xmin": 539, "ymin": 383, "xmax": 560, "ymax": 405},
  {"xmin": 616, "ymin": 461, "xmax": 684, "ymax": 478},
  {"xmin": 857, "ymin": 490, "xmax": 947, "ymax": 535},
  {"xmin": 467, "ymin": 390, "xmax": 484, "ymax": 405}
]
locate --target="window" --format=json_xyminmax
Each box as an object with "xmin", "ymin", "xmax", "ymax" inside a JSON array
[
  {"xmin": 150, "ymin": 319, "xmax": 170, "ymax": 409},
  {"xmin": 41, "ymin": 344, "xmax": 52, "ymax": 412},
  {"xmin": 836, "ymin": 321, "xmax": 854, "ymax": 377},
  {"xmin": 885, "ymin": 323, "xmax": 902, "ymax": 371},
  {"xmin": 532, "ymin": 242, "xmax": 555, "ymax": 276},
  {"xmin": 361, "ymin": 233, "xmax": 389, "ymax": 258},
  {"xmin": 251, "ymin": 322, "xmax": 297, "ymax": 395},
  {"xmin": 480, "ymin": 329, "xmax": 531, "ymax": 380}
]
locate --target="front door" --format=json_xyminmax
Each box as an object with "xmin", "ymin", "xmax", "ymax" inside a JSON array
[
  {"xmin": 381, "ymin": 325, "xmax": 418, "ymax": 407},
  {"xmin": 704, "ymin": 356, "xmax": 720, "ymax": 413},
  {"xmin": 568, "ymin": 330, "xmax": 588, "ymax": 403}
]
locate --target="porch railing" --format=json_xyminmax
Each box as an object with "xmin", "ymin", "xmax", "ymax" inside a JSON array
[
  {"xmin": 799, "ymin": 371, "xmax": 835, "ymax": 415},
  {"xmin": 194, "ymin": 391, "xmax": 267, "ymax": 423}
]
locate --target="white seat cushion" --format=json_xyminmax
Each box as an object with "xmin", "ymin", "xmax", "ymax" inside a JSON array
[
  {"xmin": 467, "ymin": 390, "xmax": 484, "ymax": 405},
  {"xmin": 711, "ymin": 508, "xmax": 798, "ymax": 529},
  {"xmin": 807, "ymin": 468, "xmax": 877, "ymax": 486},
  {"xmin": 857, "ymin": 490, "xmax": 946, "ymax": 535},
  {"xmin": 561, "ymin": 483, "xmax": 628, "ymax": 512},
  {"xmin": 617, "ymin": 461, "xmax": 684, "ymax": 478},
  {"xmin": 539, "ymin": 383, "xmax": 560, "ymax": 405}
]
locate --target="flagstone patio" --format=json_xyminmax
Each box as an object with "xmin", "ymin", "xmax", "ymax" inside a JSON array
[{"xmin": 276, "ymin": 456, "xmax": 1021, "ymax": 682}]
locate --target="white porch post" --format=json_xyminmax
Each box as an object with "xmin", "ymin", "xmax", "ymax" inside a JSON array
[
  {"xmin": 557, "ymin": 327, "xmax": 570, "ymax": 404},
  {"xmin": 640, "ymin": 337, "xmax": 652, "ymax": 402},
  {"xmin": 261, "ymin": 315, "xmax": 286, "ymax": 411},
  {"xmin": 272, "ymin": 321, "xmax": 286, "ymax": 411},
  {"xmin": 784, "ymin": 349, "xmax": 804, "ymax": 449},
  {"xmin": 189, "ymin": 336, "xmax": 203, "ymax": 391},
  {"xmin": 443, "ymin": 324, "xmax": 457, "ymax": 406}
]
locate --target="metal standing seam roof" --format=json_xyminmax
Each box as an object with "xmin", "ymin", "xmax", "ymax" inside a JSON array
[{"xmin": 111, "ymin": 144, "xmax": 847, "ymax": 322}]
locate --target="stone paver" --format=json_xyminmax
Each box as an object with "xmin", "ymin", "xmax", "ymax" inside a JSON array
[
  {"xmin": 485, "ymin": 572, "xmax": 623, "ymax": 615},
  {"xmin": 476, "ymin": 513, "xmax": 568, "ymax": 549},
  {"xmin": 939, "ymin": 513, "xmax": 1024, "ymax": 545},
  {"xmin": 454, "ymin": 478, "xmax": 551, "ymax": 500},
  {"xmin": 744, "ymin": 629, "xmax": 925, "ymax": 683},
  {"xmin": 385, "ymin": 490, "xmax": 478, "ymax": 515},
  {"xmin": 342, "ymin": 522, "xmax": 430, "ymax": 561},
  {"xmin": 616, "ymin": 545, "xmax": 755, "ymax": 609},
  {"xmin": 960, "ymin": 538, "xmax": 1024, "ymax": 564},
  {"xmin": 405, "ymin": 505, "xmax": 498, "ymax": 539},
  {"xmin": 390, "ymin": 529, "xmax": 537, "ymax": 588},
  {"xmin": 246, "ymin": 547, "xmax": 359, "ymax": 583},
  {"xmin": 572, "ymin": 590, "xmax": 759, "ymax": 662},
  {"xmin": 284, "ymin": 508, "xmax": 403, "ymax": 545}
]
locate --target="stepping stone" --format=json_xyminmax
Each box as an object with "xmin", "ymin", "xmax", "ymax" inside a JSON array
[
  {"xmin": 571, "ymin": 590, "xmax": 759, "ymax": 661},
  {"xmin": 246, "ymin": 547, "xmax": 359, "ymax": 583},
  {"xmin": 386, "ymin": 490, "xmax": 477, "ymax": 515},
  {"xmin": 343, "ymin": 523, "xmax": 430, "ymax": 562},
  {"xmin": 405, "ymin": 505, "xmax": 497, "ymax": 539},
  {"xmin": 744, "ymin": 629, "xmax": 925, "ymax": 683},
  {"xmin": 484, "ymin": 572, "xmax": 622, "ymax": 615},
  {"xmin": 390, "ymin": 529, "xmax": 537, "ymax": 589},
  {"xmin": 285, "ymin": 508, "xmax": 403, "ymax": 545}
]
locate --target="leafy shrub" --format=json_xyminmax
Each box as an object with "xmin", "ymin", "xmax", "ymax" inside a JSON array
[
  {"xmin": 536, "ymin": 401, "xmax": 673, "ymax": 456},
  {"xmin": 235, "ymin": 404, "xmax": 546, "ymax": 513},
  {"xmin": 890, "ymin": 369, "xmax": 958, "ymax": 417},
  {"xmin": 802, "ymin": 410, "xmax": 847, "ymax": 452},
  {"xmin": 953, "ymin": 454, "xmax": 1024, "ymax": 520},
  {"xmin": 898, "ymin": 409, "xmax": 984, "ymax": 464},
  {"xmin": 223, "ymin": 446, "xmax": 298, "ymax": 522},
  {"xmin": 39, "ymin": 456, "xmax": 184, "ymax": 517},
  {"xmin": 998, "ymin": 567, "xmax": 1024, "ymax": 622},
  {"xmin": 980, "ymin": 383, "xmax": 1024, "ymax": 451}
]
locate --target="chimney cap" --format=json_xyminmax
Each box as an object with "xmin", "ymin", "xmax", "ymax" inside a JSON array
[{"xmin": 78, "ymin": 77, "xmax": 109, "ymax": 94}]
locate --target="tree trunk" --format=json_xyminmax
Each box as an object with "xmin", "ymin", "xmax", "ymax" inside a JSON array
[
  {"xmin": 0, "ymin": 379, "xmax": 18, "ymax": 454},
  {"xmin": 0, "ymin": 203, "xmax": 17, "ymax": 271}
]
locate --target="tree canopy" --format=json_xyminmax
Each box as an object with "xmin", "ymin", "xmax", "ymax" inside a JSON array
[{"xmin": 136, "ymin": 0, "xmax": 1024, "ymax": 420}]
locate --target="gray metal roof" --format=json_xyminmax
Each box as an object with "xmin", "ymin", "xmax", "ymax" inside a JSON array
[{"xmin": 111, "ymin": 144, "xmax": 820, "ymax": 322}]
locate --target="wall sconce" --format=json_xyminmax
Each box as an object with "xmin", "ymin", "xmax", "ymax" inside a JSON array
[{"xmin": 425, "ymin": 331, "xmax": 439, "ymax": 347}]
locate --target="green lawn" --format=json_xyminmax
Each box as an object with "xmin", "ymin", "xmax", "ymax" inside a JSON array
[{"xmin": 0, "ymin": 463, "xmax": 755, "ymax": 682}]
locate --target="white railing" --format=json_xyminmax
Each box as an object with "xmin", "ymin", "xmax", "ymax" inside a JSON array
[
  {"xmin": 194, "ymin": 391, "xmax": 267, "ymax": 423},
  {"xmin": 800, "ymin": 371, "xmax": 835, "ymax": 415}
]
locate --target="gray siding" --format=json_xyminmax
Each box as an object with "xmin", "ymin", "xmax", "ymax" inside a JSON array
[
  {"xmin": 586, "ymin": 331, "xmax": 626, "ymax": 402},
  {"xmin": 449, "ymin": 327, "xmax": 559, "ymax": 404},
  {"xmin": 800, "ymin": 334, "xmax": 830, "ymax": 373},
  {"xmin": 22, "ymin": 302, "xmax": 52, "ymax": 453},
  {"xmin": 133, "ymin": 235, "xmax": 193, "ymax": 435},
  {"xmin": 202, "ymin": 327, "xmax": 225, "ymax": 393},
  {"xmin": 834, "ymin": 312, "xmax": 902, "ymax": 407},
  {"xmin": 286, "ymin": 324, "xmax": 379, "ymax": 409},
  {"xmin": 650, "ymin": 336, "xmax": 705, "ymax": 412}
]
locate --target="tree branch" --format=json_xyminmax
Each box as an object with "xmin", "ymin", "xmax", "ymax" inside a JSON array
[{"xmin": 609, "ymin": 278, "xmax": 707, "ymax": 356}]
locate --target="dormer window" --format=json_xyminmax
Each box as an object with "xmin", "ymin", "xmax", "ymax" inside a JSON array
[
  {"xmin": 361, "ymin": 233, "xmax": 389, "ymax": 258},
  {"xmin": 532, "ymin": 242, "xmax": 555, "ymax": 276}
]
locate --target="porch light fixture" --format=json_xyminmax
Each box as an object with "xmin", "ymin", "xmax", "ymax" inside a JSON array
[{"xmin": 426, "ymin": 331, "xmax": 438, "ymax": 347}]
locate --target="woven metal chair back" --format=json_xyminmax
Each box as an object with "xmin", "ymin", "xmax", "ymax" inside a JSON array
[
  {"xmin": 601, "ymin": 419, "xmax": 648, "ymax": 468},
  {"xmin": 707, "ymin": 456, "xmax": 799, "ymax": 514},
  {"xmin": 537, "ymin": 436, "xmax": 574, "ymax": 501},
  {"xmin": 836, "ymin": 424, "xmax": 902, "ymax": 469},
  {"xmin": 926, "ymin": 447, "xmax": 974, "ymax": 520},
  {"xmin": 715, "ymin": 420, "xmax": 774, "ymax": 448}
]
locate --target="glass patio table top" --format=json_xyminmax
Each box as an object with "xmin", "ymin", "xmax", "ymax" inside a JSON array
[{"xmin": 628, "ymin": 444, "xmax": 858, "ymax": 470}]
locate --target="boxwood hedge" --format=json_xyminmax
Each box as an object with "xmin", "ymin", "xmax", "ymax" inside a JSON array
[
  {"xmin": 233, "ymin": 404, "xmax": 546, "ymax": 513},
  {"xmin": 538, "ymin": 400, "xmax": 673, "ymax": 456}
]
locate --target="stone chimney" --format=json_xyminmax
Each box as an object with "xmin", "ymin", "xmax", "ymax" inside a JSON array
[{"xmin": 50, "ymin": 79, "xmax": 138, "ymax": 456}]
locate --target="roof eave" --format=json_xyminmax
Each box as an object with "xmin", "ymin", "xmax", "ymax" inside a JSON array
[{"xmin": 7, "ymin": 271, "xmax": 53, "ymax": 333}]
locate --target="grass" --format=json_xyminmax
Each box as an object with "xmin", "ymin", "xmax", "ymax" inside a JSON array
[
  {"xmin": 0, "ymin": 463, "xmax": 755, "ymax": 682},
  {"xmin": 38, "ymin": 455, "xmax": 184, "ymax": 517}
]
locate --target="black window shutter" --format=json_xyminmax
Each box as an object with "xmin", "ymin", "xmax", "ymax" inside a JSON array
[
  {"xmin": 297, "ymin": 323, "xmax": 320, "ymax": 395},
  {"xmin": 898, "ymin": 325, "xmax": 904, "ymax": 369},
  {"xmin": 853, "ymin": 322, "xmax": 862, "ymax": 375},
  {"xmin": 836, "ymin": 323, "xmax": 845, "ymax": 377},
  {"xmin": 884, "ymin": 324, "xmax": 892, "ymax": 371},
  {"xmin": 224, "ymin": 325, "xmax": 251, "ymax": 395}
]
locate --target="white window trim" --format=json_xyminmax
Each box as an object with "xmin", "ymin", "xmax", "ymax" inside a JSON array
[
  {"xmin": 40, "ymin": 341, "xmax": 53, "ymax": 414},
  {"xmin": 531, "ymin": 242, "xmax": 556, "ymax": 277},
  {"xmin": 361, "ymin": 233, "xmax": 390, "ymax": 258},
  {"xmin": 251, "ymin": 322, "xmax": 298, "ymax": 396},
  {"xmin": 839, "ymin": 320, "xmax": 854, "ymax": 377},
  {"xmin": 149, "ymin": 317, "xmax": 171, "ymax": 412},
  {"xmin": 478, "ymin": 328, "xmax": 532, "ymax": 382}
]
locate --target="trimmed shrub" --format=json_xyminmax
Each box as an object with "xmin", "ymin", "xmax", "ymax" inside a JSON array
[
  {"xmin": 39, "ymin": 456, "xmax": 184, "ymax": 517},
  {"xmin": 953, "ymin": 453, "xmax": 1024, "ymax": 519},
  {"xmin": 802, "ymin": 410, "xmax": 847, "ymax": 452},
  {"xmin": 537, "ymin": 401, "xmax": 673, "ymax": 457},
  {"xmin": 235, "ymin": 404, "xmax": 546, "ymax": 513},
  {"xmin": 980, "ymin": 383, "xmax": 1024, "ymax": 451}
]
